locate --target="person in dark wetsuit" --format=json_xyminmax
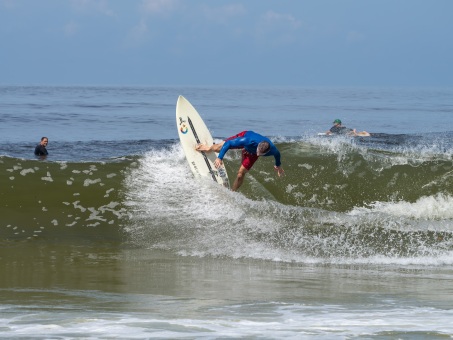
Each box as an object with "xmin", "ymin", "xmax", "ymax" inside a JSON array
[
  {"xmin": 196, "ymin": 130, "xmax": 284, "ymax": 191},
  {"xmin": 326, "ymin": 119, "xmax": 370, "ymax": 137},
  {"xmin": 34, "ymin": 137, "xmax": 49, "ymax": 157}
]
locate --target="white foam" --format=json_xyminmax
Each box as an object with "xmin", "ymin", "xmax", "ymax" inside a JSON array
[
  {"xmin": 83, "ymin": 178, "xmax": 102, "ymax": 186},
  {"xmin": 1, "ymin": 299, "xmax": 453, "ymax": 338},
  {"xmin": 123, "ymin": 144, "xmax": 453, "ymax": 266},
  {"xmin": 350, "ymin": 193, "xmax": 453, "ymax": 220}
]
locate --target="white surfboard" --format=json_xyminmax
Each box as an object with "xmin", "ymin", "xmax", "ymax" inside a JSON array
[
  {"xmin": 318, "ymin": 132, "xmax": 371, "ymax": 137},
  {"xmin": 176, "ymin": 95, "xmax": 230, "ymax": 189}
]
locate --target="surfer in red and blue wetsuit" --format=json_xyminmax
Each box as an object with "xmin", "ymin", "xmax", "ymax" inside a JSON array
[{"xmin": 196, "ymin": 131, "xmax": 284, "ymax": 191}]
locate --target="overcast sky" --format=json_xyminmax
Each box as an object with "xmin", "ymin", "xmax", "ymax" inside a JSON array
[{"xmin": 1, "ymin": 0, "xmax": 452, "ymax": 87}]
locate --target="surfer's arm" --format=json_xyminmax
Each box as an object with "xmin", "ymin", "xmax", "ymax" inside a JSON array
[
  {"xmin": 268, "ymin": 147, "xmax": 281, "ymax": 167},
  {"xmin": 217, "ymin": 144, "xmax": 228, "ymax": 159},
  {"xmin": 269, "ymin": 147, "xmax": 284, "ymax": 176},
  {"xmin": 217, "ymin": 137, "xmax": 247, "ymax": 159}
]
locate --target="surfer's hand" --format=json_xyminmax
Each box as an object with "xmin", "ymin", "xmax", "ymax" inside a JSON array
[
  {"xmin": 274, "ymin": 165, "xmax": 285, "ymax": 177},
  {"xmin": 214, "ymin": 158, "xmax": 223, "ymax": 168}
]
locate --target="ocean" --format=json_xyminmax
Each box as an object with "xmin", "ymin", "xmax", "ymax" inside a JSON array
[{"xmin": 1, "ymin": 85, "xmax": 453, "ymax": 338}]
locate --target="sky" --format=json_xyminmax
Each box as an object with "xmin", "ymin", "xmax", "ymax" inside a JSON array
[{"xmin": 1, "ymin": 0, "xmax": 452, "ymax": 87}]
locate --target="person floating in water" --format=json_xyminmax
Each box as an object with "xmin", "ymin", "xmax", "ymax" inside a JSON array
[
  {"xmin": 34, "ymin": 137, "xmax": 49, "ymax": 157},
  {"xmin": 196, "ymin": 130, "xmax": 284, "ymax": 191},
  {"xmin": 326, "ymin": 119, "xmax": 370, "ymax": 137}
]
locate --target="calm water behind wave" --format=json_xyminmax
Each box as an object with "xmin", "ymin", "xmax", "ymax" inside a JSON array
[
  {"xmin": 2, "ymin": 85, "xmax": 453, "ymax": 162},
  {"xmin": 2, "ymin": 85, "xmax": 453, "ymax": 145}
]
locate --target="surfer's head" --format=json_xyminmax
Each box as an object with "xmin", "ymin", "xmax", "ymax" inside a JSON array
[
  {"xmin": 333, "ymin": 119, "xmax": 342, "ymax": 125},
  {"xmin": 257, "ymin": 141, "xmax": 270, "ymax": 156}
]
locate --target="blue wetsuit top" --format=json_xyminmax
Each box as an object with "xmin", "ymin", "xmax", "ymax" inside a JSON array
[{"xmin": 218, "ymin": 131, "xmax": 281, "ymax": 167}]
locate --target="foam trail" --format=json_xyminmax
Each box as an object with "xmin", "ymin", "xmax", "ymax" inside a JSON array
[{"xmin": 350, "ymin": 194, "xmax": 453, "ymax": 221}]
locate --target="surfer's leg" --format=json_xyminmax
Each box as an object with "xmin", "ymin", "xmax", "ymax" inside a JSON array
[
  {"xmin": 232, "ymin": 165, "xmax": 248, "ymax": 191},
  {"xmin": 230, "ymin": 150, "xmax": 257, "ymax": 191},
  {"xmin": 197, "ymin": 131, "xmax": 246, "ymax": 152},
  {"xmin": 196, "ymin": 141, "xmax": 224, "ymax": 152}
]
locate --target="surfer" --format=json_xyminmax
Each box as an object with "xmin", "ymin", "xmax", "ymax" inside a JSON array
[
  {"xmin": 34, "ymin": 137, "xmax": 49, "ymax": 157},
  {"xmin": 196, "ymin": 130, "xmax": 284, "ymax": 191},
  {"xmin": 326, "ymin": 119, "xmax": 370, "ymax": 137}
]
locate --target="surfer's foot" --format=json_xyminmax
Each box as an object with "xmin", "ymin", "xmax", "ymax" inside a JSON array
[{"xmin": 196, "ymin": 144, "xmax": 211, "ymax": 152}]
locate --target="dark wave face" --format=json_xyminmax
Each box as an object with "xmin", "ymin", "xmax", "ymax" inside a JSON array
[
  {"xmin": 2, "ymin": 133, "xmax": 453, "ymax": 264},
  {"xmin": 249, "ymin": 134, "xmax": 453, "ymax": 212},
  {"xmin": 122, "ymin": 136, "xmax": 453, "ymax": 264},
  {"xmin": 0, "ymin": 156, "xmax": 131, "ymax": 244}
]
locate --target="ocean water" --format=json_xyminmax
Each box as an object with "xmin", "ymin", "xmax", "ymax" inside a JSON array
[{"xmin": 1, "ymin": 85, "xmax": 453, "ymax": 338}]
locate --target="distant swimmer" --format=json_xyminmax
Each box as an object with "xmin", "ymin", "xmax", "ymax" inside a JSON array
[
  {"xmin": 196, "ymin": 130, "xmax": 284, "ymax": 191},
  {"xmin": 34, "ymin": 137, "xmax": 49, "ymax": 157},
  {"xmin": 325, "ymin": 119, "xmax": 370, "ymax": 137}
]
